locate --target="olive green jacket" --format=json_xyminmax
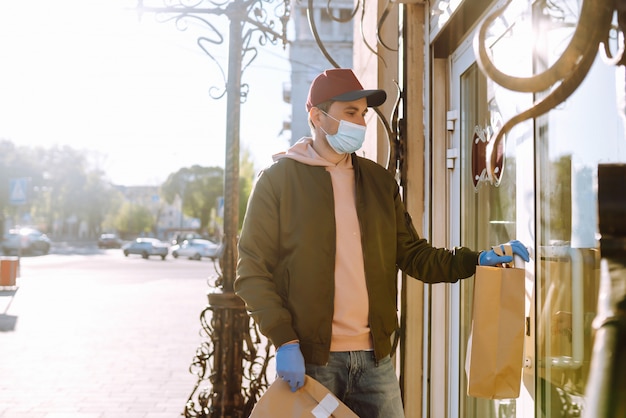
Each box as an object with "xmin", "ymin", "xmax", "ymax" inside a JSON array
[{"xmin": 235, "ymin": 154, "xmax": 480, "ymax": 365}]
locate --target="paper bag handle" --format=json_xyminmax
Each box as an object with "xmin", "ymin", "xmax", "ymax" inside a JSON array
[{"xmin": 492, "ymin": 243, "xmax": 525, "ymax": 269}]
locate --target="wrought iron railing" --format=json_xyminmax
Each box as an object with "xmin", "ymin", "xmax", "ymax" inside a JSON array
[
  {"xmin": 138, "ymin": 0, "xmax": 418, "ymax": 415},
  {"xmin": 136, "ymin": 0, "xmax": 289, "ymax": 416}
]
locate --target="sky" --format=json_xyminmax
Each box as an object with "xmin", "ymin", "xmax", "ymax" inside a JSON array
[{"xmin": 0, "ymin": 0, "xmax": 292, "ymax": 186}]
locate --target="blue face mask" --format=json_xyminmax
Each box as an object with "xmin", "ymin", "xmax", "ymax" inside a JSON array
[{"xmin": 320, "ymin": 110, "xmax": 367, "ymax": 154}]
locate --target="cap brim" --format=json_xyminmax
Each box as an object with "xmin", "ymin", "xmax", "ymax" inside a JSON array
[{"xmin": 331, "ymin": 89, "xmax": 387, "ymax": 107}]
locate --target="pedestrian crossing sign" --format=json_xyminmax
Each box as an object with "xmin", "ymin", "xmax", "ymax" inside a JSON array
[{"xmin": 9, "ymin": 178, "xmax": 29, "ymax": 205}]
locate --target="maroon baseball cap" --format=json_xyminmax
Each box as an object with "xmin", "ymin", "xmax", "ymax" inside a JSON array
[{"xmin": 306, "ymin": 69, "xmax": 387, "ymax": 111}]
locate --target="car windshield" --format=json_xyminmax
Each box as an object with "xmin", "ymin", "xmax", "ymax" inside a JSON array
[
  {"xmin": 190, "ymin": 239, "xmax": 217, "ymax": 246},
  {"xmin": 6, "ymin": 228, "xmax": 43, "ymax": 238}
]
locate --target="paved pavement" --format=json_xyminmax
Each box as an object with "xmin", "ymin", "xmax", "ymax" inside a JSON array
[{"xmin": 0, "ymin": 251, "xmax": 271, "ymax": 418}]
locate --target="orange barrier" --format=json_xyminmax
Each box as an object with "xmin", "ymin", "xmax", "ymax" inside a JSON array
[{"xmin": 0, "ymin": 257, "xmax": 19, "ymax": 287}]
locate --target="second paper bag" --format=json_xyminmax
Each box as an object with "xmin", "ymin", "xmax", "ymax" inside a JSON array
[
  {"xmin": 465, "ymin": 264, "xmax": 525, "ymax": 399},
  {"xmin": 250, "ymin": 376, "xmax": 359, "ymax": 418}
]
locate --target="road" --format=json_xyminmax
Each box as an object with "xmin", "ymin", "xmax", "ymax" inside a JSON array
[{"xmin": 0, "ymin": 250, "xmax": 230, "ymax": 418}]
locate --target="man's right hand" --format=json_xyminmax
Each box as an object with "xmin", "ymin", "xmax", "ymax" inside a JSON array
[
  {"xmin": 479, "ymin": 240, "xmax": 529, "ymax": 266},
  {"xmin": 276, "ymin": 342, "xmax": 305, "ymax": 392}
]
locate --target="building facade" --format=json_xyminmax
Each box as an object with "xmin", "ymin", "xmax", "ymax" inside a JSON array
[
  {"xmin": 117, "ymin": 185, "xmax": 200, "ymax": 241},
  {"xmin": 287, "ymin": 0, "xmax": 354, "ymax": 143},
  {"xmin": 304, "ymin": 0, "xmax": 626, "ymax": 416}
]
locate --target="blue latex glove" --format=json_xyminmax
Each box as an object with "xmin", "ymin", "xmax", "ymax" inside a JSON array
[
  {"xmin": 276, "ymin": 342, "xmax": 305, "ymax": 392},
  {"xmin": 479, "ymin": 240, "xmax": 530, "ymax": 266}
]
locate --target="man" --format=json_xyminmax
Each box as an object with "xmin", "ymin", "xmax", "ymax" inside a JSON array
[{"xmin": 235, "ymin": 68, "xmax": 529, "ymax": 417}]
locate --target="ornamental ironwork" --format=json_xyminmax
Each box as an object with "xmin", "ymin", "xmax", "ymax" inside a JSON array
[
  {"xmin": 474, "ymin": 0, "xmax": 625, "ymax": 185},
  {"xmin": 136, "ymin": 0, "xmax": 289, "ymax": 416}
]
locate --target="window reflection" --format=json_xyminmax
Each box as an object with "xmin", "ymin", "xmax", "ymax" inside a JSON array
[
  {"xmin": 460, "ymin": 61, "xmax": 526, "ymax": 418},
  {"xmin": 457, "ymin": 0, "xmax": 625, "ymax": 416},
  {"xmin": 534, "ymin": 0, "xmax": 625, "ymax": 411}
]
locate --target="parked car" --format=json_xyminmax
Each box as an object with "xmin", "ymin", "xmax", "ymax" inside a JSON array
[
  {"xmin": 1, "ymin": 227, "xmax": 51, "ymax": 256},
  {"xmin": 170, "ymin": 232, "xmax": 204, "ymax": 246},
  {"xmin": 122, "ymin": 238, "xmax": 168, "ymax": 260},
  {"xmin": 97, "ymin": 233, "xmax": 122, "ymax": 249},
  {"xmin": 171, "ymin": 238, "xmax": 221, "ymax": 261}
]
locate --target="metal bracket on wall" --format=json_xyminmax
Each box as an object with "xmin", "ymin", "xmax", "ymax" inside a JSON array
[
  {"xmin": 446, "ymin": 148, "xmax": 458, "ymax": 169},
  {"xmin": 446, "ymin": 110, "xmax": 458, "ymax": 132}
]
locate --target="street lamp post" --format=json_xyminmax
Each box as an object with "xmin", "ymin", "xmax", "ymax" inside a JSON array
[{"xmin": 136, "ymin": 1, "xmax": 290, "ymax": 416}]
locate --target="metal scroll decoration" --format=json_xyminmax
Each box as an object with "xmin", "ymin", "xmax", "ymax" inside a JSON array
[
  {"xmin": 136, "ymin": 0, "xmax": 289, "ymax": 416},
  {"xmin": 138, "ymin": 0, "xmax": 290, "ymax": 101},
  {"xmin": 305, "ymin": 0, "xmax": 404, "ymax": 183},
  {"xmin": 182, "ymin": 261, "xmax": 273, "ymax": 417},
  {"xmin": 474, "ymin": 0, "xmax": 625, "ymax": 186},
  {"xmin": 472, "ymin": 124, "xmax": 504, "ymax": 189},
  {"xmin": 472, "ymin": 107, "xmax": 505, "ymax": 189}
]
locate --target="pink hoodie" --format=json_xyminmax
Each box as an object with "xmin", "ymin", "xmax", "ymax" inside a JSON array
[{"xmin": 273, "ymin": 138, "xmax": 373, "ymax": 352}]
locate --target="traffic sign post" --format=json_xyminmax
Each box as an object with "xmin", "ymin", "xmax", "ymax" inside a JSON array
[
  {"xmin": 9, "ymin": 178, "xmax": 29, "ymax": 206},
  {"xmin": 7, "ymin": 178, "xmax": 30, "ymax": 263}
]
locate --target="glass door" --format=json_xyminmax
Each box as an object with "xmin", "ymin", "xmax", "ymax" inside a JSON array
[
  {"xmin": 450, "ymin": 0, "xmax": 626, "ymax": 417},
  {"xmin": 450, "ymin": 15, "xmax": 536, "ymax": 418},
  {"xmin": 532, "ymin": 1, "xmax": 626, "ymax": 416}
]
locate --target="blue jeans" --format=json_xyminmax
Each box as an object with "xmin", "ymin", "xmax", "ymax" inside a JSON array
[{"xmin": 305, "ymin": 351, "xmax": 404, "ymax": 418}]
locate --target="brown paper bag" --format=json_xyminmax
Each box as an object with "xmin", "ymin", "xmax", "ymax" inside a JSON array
[
  {"xmin": 250, "ymin": 376, "xmax": 359, "ymax": 417},
  {"xmin": 465, "ymin": 262, "xmax": 525, "ymax": 399}
]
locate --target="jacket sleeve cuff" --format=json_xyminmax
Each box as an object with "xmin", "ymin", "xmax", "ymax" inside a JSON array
[
  {"xmin": 269, "ymin": 325, "xmax": 300, "ymax": 349},
  {"xmin": 454, "ymin": 247, "xmax": 481, "ymax": 277}
]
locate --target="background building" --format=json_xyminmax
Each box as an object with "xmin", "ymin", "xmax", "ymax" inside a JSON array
[{"xmin": 286, "ymin": 0, "xmax": 354, "ymax": 144}]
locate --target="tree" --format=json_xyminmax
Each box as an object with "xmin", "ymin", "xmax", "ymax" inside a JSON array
[
  {"xmin": 161, "ymin": 165, "xmax": 224, "ymax": 232},
  {"xmin": 238, "ymin": 148, "xmax": 256, "ymax": 229},
  {"xmin": 101, "ymin": 188, "xmax": 125, "ymax": 233},
  {"xmin": 28, "ymin": 145, "xmax": 122, "ymax": 238},
  {"xmin": 113, "ymin": 202, "xmax": 154, "ymax": 238},
  {"xmin": 82, "ymin": 171, "xmax": 124, "ymax": 237},
  {"xmin": 160, "ymin": 148, "xmax": 258, "ymax": 235},
  {"xmin": 0, "ymin": 140, "xmax": 43, "ymax": 233},
  {"xmin": 0, "ymin": 140, "xmax": 125, "ymax": 239}
]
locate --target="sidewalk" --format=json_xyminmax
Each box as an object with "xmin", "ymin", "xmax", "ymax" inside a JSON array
[{"xmin": 0, "ymin": 256, "xmax": 223, "ymax": 418}]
